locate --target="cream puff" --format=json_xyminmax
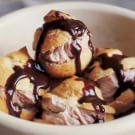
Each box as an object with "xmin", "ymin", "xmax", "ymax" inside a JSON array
[
  {"xmin": 33, "ymin": 10, "xmax": 94, "ymax": 78},
  {"xmin": 0, "ymin": 47, "xmax": 49, "ymax": 120}
]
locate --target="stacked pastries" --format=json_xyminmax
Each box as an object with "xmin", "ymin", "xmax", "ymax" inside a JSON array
[{"xmin": 0, "ymin": 10, "xmax": 134, "ymax": 125}]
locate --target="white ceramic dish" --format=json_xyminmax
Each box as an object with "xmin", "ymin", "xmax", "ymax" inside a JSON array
[{"xmin": 0, "ymin": 2, "xmax": 135, "ymax": 135}]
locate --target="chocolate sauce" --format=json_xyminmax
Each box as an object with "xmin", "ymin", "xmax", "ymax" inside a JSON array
[
  {"xmin": 5, "ymin": 59, "xmax": 49, "ymax": 117},
  {"xmin": 36, "ymin": 19, "xmax": 93, "ymax": 73},
  {"xmin": 79, "ymin": 80, "xmax": 103, "ymax": 104},
  {"xmin": 96, "ymin": 54, "xmax": 135, "ymax": 98},
  {"xmin": 49, "ymin": 78, "xmax": 64, "ymax": 90},
  {"xmin": 71, "ymin": 41, "xmax": 82, "ymax": 73},
  {"xmin": 97, "ymin": 54, "xmax": 125, "ymax": 80}
]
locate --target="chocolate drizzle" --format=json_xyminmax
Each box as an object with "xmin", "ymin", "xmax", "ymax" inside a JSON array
[
  {"xmin": 79, "ymin": 80, "xmax": 103, "ymax": 104},
  {"xmin": 35, "ymin": 19, "xmax": 93, "ymax": 73},
  {"xmin": 96, "ymin": 54, "xmax": 135, "ymax": 98},
  {"xmin": 5, "ymin": 59, "xmax": 49, "ymax": 117},
  {"xmin": 79, "ymin": 80, "xmax": 105, "ymax": 123}
]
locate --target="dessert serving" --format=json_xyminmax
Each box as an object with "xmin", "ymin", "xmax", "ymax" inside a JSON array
[{"xmin": 0, "ymin": 10, "xmax": 134, "ymax": 125}]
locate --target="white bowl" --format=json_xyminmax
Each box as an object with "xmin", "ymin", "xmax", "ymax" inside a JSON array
[{"xmin": 0, "ymin": 2, "xmax": 135, "ymax": 135}]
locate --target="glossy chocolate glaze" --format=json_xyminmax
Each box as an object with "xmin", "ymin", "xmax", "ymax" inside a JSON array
[
  {"xmin": 96, "ymin": 54, "xmax": 135, "ymax": 98},
  {"xmin": 5, "ymin": 59, "xmax": 49, "ymax": 117},
  {"xmin": 36, "ymin": 19, "xmax": 93, "ymax": 73}
]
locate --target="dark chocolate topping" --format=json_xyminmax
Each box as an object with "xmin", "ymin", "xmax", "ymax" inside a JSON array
[
  {"xmin": 5, "ymin": 59, "xmax": 49, "ymax": 117},
  {"xmin": 36, "ymin": 19, "xmax": 93, "ymax": 73},
  {"xmin": 79, "ymin": 80, "xmax": 103, "ymax": 104}
]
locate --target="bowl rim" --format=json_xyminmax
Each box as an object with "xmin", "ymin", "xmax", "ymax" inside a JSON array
[
  {"xmin": 0, "ymin": 1, "xmax": 135, "ymax": 133},
  {"xmin": 0, "ymin": 1, "xmax": 135, "ymax": 22}
]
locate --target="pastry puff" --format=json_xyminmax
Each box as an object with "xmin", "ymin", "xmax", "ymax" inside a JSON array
[
  {"xmin": 33, "ymin": 10, "xmax": 93, "ymax": 78},
  {"xmin": 0, "ymin": 47, "xmax": 36, "ymax": 120}
]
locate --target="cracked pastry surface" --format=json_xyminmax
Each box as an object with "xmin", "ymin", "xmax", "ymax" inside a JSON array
[{"xmin": 33, "ymin": 10, "xmax": 93, "ymax": 78}]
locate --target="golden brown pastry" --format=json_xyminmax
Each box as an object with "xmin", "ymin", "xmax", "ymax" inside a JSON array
[
  {"xmin": 33, "ymin": 10, "xmax": 94, "ymax": 78},
  {"xmin": 86, "ymin": 48, "xmax": 135, "ymax": 115},
  {"xmin": 0, "ymin": 47, "xmax": 49, "ymax": 120}
]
